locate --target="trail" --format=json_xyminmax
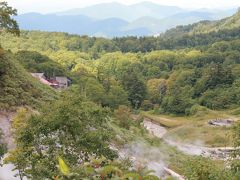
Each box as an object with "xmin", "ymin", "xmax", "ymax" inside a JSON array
[
  {"xmin": 143, "ymin": 118, "xmax": 236, "ymax": 160},
  {"xmin": 143, "ymin": 119, "xmax": 167, "ymax": 138},
  {"xmin": 0, "ymin": 112, "xmax": 21, "ymax": 180}
]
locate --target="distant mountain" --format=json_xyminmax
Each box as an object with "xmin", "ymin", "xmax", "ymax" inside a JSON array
[
  {"xmin": 15, "ymin": 2, "xmax": 237, "ymax": 37},
  {"xmin": 16, "ymin": 13, "xmax": 94, "ymax": 35},
  {"xmin": 124, "ymin": 10, "xmax": 236, "ymax": 34},
  {"xmin": 163, "ymin": 9, "xmax": 240, "ymax": 38},
  {"xmin": 56, "ymin": 2, "xmax": 184, "ymax": 21},
  {"xmin": 15, "ymin": 13, "xmax": 151, "ymax": 37}
]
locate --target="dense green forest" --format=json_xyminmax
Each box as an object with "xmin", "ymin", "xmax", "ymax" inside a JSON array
[
  {"xmin": 2, "ymin": 30, "xmax": 240, "ymax": 114},
  {"xmin": 1, "ymin": 2, "xmax": 240, "ymax": 179}
]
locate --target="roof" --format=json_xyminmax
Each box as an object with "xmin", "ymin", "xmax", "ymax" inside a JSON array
[
  {"xmin": 31, "ymin": 73, "xmax": 45, "ymax": 78},
  {"xmin": 31, "ymin": 73, "xmax": 53, "ymax": 86},
  {"xmin": 39, "ymin": 78, "xmax": 53, "ymax": 86},
  {"xmin": 55, "ymin": 76, "xmax": 71, "ymax": 83}
]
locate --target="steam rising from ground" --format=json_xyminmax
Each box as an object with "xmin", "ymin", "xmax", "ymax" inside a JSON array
[
  {"xmin": 119, "ymin": 141, "xmax": 168, "ymax": 177},
  {"xmin": 143, "ymin": 118, "xmax": 235, "ymax": 160}
]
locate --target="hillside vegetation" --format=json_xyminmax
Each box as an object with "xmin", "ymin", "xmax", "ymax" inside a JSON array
[
  {"xmin": 0, "ymin": 48, "xmax": 56, "ymax": 110},
  {"xmin": 164, "ymin": 10, "xmax": 240, "ymax": 37},
  {"xmin": 2, "ymin": 31, "xmax": 240, "ymax": 114}
]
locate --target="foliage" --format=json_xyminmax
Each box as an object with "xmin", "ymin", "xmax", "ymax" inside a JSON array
[
  {"xmin": 122, "ymin": 68, "xmax": 147, "ymax": 109},
  {"xmin": 0, "ymin": 1, "xmax": 19, "ymax": 36},
  {"xmin": 15, "ymin": 51, "xmax": 68, "ymax": 79},
  {"xmin": 2, "ymin": 5, "xmax": 240, "ymax": 180},
  {"xmin": 182, "ymin": 156, "xmax": 233, "ymax": 180},
  {"xmin": 56, "ymin": 156, "xmax": 160, "ymax": 180},
  {"xmin": 114, "ymin": 105, "xmax": 132, "ymax": 129},
  {"xmin": 58, "ymin": 157, "xmax": 70, "ymax": 176},
  {"xmin": 231, "ymin": 122, "xmax": 240, "ymax": 176},
  {"xmin": 0, "ymin": 49, "xmax": 56, "ymax": 110},
  {"xmin": 3, "ymin": 31, "xmax": 240, "ymax": 114},
  {"xmin": 147, "ymin": 79, "xmax": 167, "ymax": 104},
  {"xmin": 7, "ymin": 93, "xmax": 117, "ymax": 179}
]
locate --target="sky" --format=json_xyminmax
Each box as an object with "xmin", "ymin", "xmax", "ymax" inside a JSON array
[{"xmin": 5, "ymin": 0, "xmax": 240, "ymax": 14}]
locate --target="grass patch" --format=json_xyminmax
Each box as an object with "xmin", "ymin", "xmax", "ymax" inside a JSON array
[
  {"xmin": 141, "ymin": 112, "xmax": 187, "ymax": 128},
  {"xmin": 142, "ymin": 110, "xmax": 236, "ymax": 147}
]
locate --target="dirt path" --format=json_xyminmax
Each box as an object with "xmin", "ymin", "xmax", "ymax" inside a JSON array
[
  {"xmin": 143, "ymin": 119, "xmax": 167, "ymax": 138},
  {"xmin": 0, "ymin": 112, "xmax": 22, "ymax": 180},
  {"xmin": 0, "ymin": 112, "xmax": 15, "ymax": 150}
]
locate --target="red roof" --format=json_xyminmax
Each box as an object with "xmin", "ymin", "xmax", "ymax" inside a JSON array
[{"xmin": 39, "ymin": 78, "xmax": 53, "ymax": 86}]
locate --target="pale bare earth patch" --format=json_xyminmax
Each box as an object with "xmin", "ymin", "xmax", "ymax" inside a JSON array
[
  {"xmin": 0, "ymin": 112, "xmax": 22, "ymax": 180},
  {"xmin": 143, "ymin": 117, "xmax": 236, "ymax": 160}
]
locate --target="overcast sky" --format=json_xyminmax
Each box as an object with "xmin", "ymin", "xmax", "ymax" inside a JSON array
[{"xmin": 5, "ymin": 0, "xmax": 240, "ymax": 14}]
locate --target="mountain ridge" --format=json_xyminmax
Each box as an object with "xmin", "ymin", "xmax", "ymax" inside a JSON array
[
  {"xmin": 56, "ymin": 2, "xmax": 184, "ymax": 21},
  {"xmin": 14, "ymin": 2, "xmax": 237, "ymax": 37}
]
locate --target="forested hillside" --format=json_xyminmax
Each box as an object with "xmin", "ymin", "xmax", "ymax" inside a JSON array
[
  {"xmin": 2, "ymin": 10, "xmax": 240, "ymax": 113},
  {"xmin": 164, "ymin": 9, "xmax": 240, "ymax": 37},
  {"xmin": 2, "ymin": 30, "xmax": 240, "ymax": 114},
  {"xmin": 0, "ymin": 48, "xmax": 56, "ymax": 110}
]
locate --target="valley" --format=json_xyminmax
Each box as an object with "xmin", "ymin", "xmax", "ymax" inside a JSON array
[{"xmin": 0, "ymin": 1, "xmax": 240, "ymax": 179}]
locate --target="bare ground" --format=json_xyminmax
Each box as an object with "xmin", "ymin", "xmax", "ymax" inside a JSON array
[
  {"xmin": 0, "ymin": 112, "xmax": 21, "ymax": 180},
  {"xmin": 143, "ymin": 118, "xmax": 236, "ymax": 160}
]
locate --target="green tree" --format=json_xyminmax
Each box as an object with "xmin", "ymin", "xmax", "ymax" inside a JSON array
[
  {"xmin": 122, "ymin": 70, "xmax": 147, "ymax": 109},
  {"xmin": 0, "ymin": 2, "xmax": 19, "ymax": 36},
  {"xmin": 162, "ymin": 85, "xmax": 194, "ymax": 114},
  {"xmin": 147, "ymin": 78, "xmax": 167, "ymax": 104},
  {"xmin": 15, "ymin": 51, "xmax": 67, "ymax": 78},
  {"xmin": 7, "ymin": 92, "xmax": 117, "ymax": 179},
  {"xmin": 114, "ymin": 105, "xmax": 131, "ymax": 129},
  {"xmin": 104, "ymin": 84, "xmax": 129, "ymax": 109}
]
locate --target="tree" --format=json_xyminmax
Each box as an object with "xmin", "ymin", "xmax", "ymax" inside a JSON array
[
  {"xmin": 7, "ymin": 92, "xmax": 117, "ymax": 179},
  {"xmin": 162, "ymin": 85, "xmax": 194, "ymax": 114},
  {"xmin": 114, "ymin": 105, "xmax": 131, "ymax": 129},
  {"xmin": 15, "ymin": 51, "xmax": 67, "ymax": 78},
  {"xmin": 104, "ymin": 84, "xmax": 129, "ymax": 109},
  {"xmin": 0, "ymin": 2, "xmax": 19, "ymax": 36},
  {"xmin": 147, "ymin": 78, "xmax": 167, "ymax": 104},
  {"xmin": 122, "ymin": 70, "xmax": 147, "ymax": 109},
  {"xmin": 84, "ymin": 77, "xmax": 106, "ymax": 104}
]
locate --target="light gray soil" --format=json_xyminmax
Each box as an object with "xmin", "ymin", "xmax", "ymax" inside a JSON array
[
  {"xmin": 0, "ymin": 112, "xmax": 22, "ymax": 180},
  {"xmin": 143, "ymin": 118, "xmax": 236, "ymax": 160}
]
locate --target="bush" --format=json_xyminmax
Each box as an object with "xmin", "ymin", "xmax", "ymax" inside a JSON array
[
  {"xmin": 141, "ymin": 100, "xmax": 154, "ymax": 111},
  {"xmin": 186, "ymin": 104, "xmax": 208, "ymax": 116},
  {"xmin": 200, "ymin": 87, "xmax": 235, "ymax": 109},
  {"xmin": 183, "ymin": 156, "xmax": 232, "ymax": 180},
  {"xmin": 114, "ymin": 105, "xmax": 132, "ymax": 129}
]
